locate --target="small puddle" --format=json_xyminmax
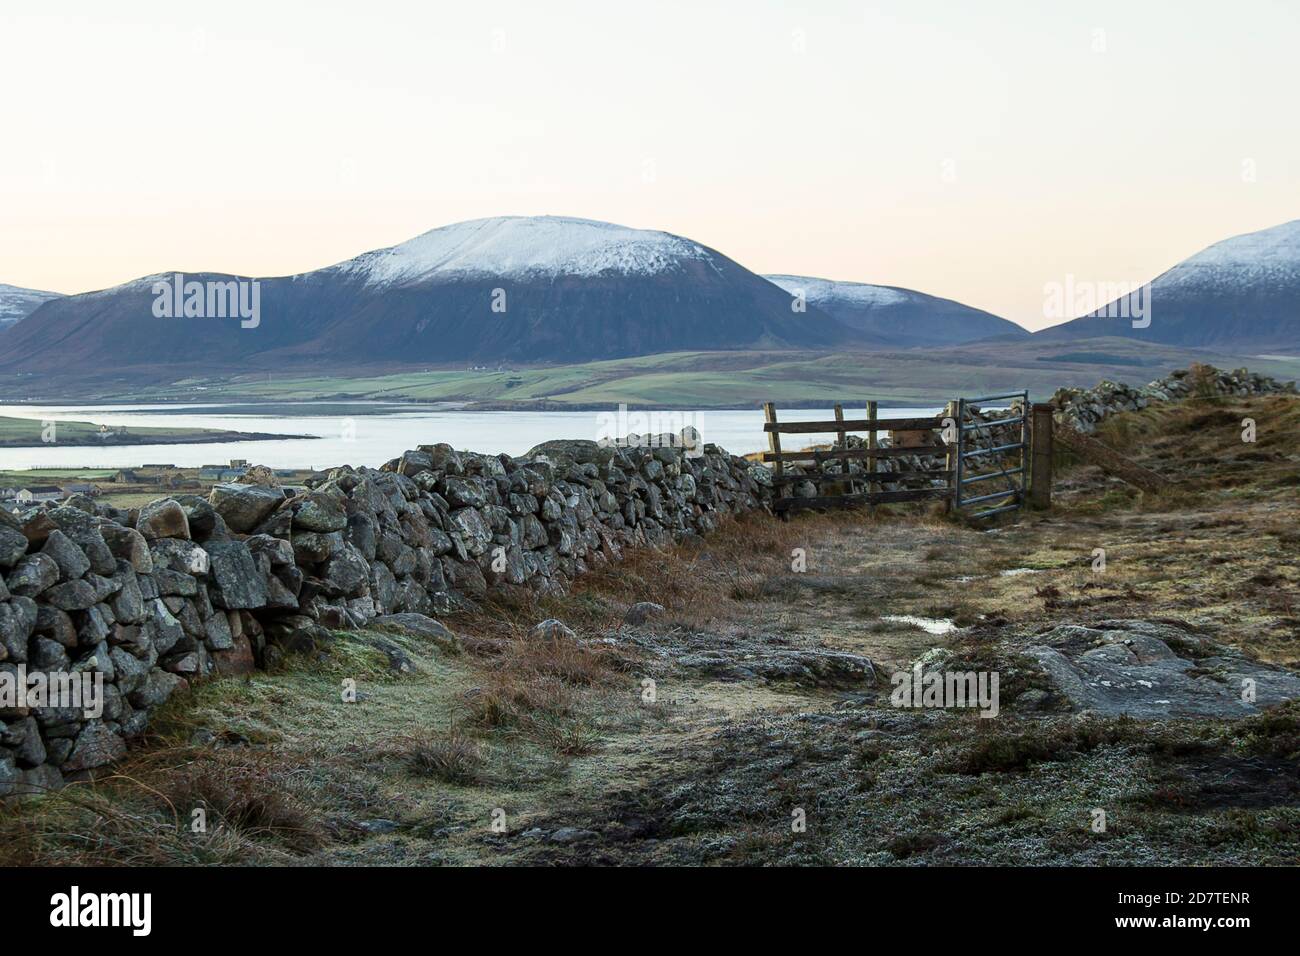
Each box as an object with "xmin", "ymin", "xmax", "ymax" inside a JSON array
[
  {"xmin": 999, "ymin": 568, "xmax": 1043, "ymax": 577},
  {"xmin": 880, "ymin": 615, "xmax": 958, "ymax": 635}
]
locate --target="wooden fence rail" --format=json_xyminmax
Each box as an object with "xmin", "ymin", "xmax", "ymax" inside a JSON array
[
  {"xmin": 761, "ymin": 394, "xmax": 1055, "ymax": 519},
  {"xmin": 763, "ymin": 416, "xmax": 945, "ymax": 434},
  {"xmin": 761, "ymin": 401, "xmax": 954, "ymax": 514}
]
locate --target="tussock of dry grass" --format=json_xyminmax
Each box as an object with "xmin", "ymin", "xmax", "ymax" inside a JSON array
[
  {"xmin": 1097, "ymin": 395, "xmax": 1297, "ymax": 473},
  {"xmin": 464, "ymin": 676, "xmax": 578, "ymax": 730},
  {"xmin": 460, "ymin": 626, "xmax": 629, "ymax": 748},
  {"xmin": 381, "ymin": 729, "xmax": 487, "ymax": 785},
  {"xmin": 946, "ymin": 718, "xmax": 1136, "ymax": 775},
  {"xmin": 155, "ymin": 751, "xmax": 325, "ymax": 851},
  {"xmin": 0, "ymin": 747, "xmax": 327, "ymax": 866},
  {"xmin": 1233, "ymin": 700, "xmax": 1300, "ymax": 760}
]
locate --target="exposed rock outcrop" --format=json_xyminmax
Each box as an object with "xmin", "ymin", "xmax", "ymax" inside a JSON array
[{"xmin": 1021, "ymin": 620, "xmax": 1300, "ymax": 718}]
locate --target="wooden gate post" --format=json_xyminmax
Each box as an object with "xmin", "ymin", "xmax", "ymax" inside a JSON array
[
  {"xmin": 866, "ymin": 400, "xmax": 878, "ymax": 514},
  {"xmin": 1029, "ymin": 403, "xmax": 1054, "ymax": 510},
  {"xmin": 833, "ymin": 403, "xmax": 850, "ymax": 492},
  {"xmin": 763, "ymin": 401, "xmax": 783, "ymax": 482},
  {"xmin": 943, "ymin": 400, "xmax": 957, "ymax": 513}
]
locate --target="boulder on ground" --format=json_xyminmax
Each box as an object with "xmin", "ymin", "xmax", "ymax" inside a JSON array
[
  {"xmin": 371, "ymin": 613, "xmax": 460, "ymax": 653},
  {"xmin": 528, "ymin": 619, "xmax": 577, "ymax": 642},
  {"xmin": 624, "ymin": 601, "xmax": 665, "ymax": 625},
  {"xmin": 263, "ymin": 615, "xmax": 332, "ymax": 656},
  {"xmin": 211, "ymin": 632, "xmax": 256, "ymax": 676}
]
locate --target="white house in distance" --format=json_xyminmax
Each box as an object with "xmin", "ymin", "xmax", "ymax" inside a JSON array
[{"xmin": 16, "ymin": 486, "xmax": 63, "ymax": 504}]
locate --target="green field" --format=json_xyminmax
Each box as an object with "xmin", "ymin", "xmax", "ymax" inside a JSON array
[
  {"xmin": 2, "ymin": 338, "xmax": 1296, "ymax": 409},
  {"xmin": 0, "ymin": 415, "xmax": 289, "ymax": 447},
  {"xmin": 0, "ymin": 468, "xmax": 118, "ymax": 489},
  {"xmin": 71, "ymin": 338, "xmax": 1300, "ymax": 408},
  {"xmin": 0, "ymin": 416, "xmax": 210, "ymax": 442}
]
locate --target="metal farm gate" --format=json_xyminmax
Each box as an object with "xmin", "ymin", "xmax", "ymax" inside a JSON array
[
  {"xmin": 761, "ymin": 391, "xmax": 1045, "ymax": 520},
  {"xmin": 951, "ymin": 390, "xmax": 1029, "ymax": 520}
]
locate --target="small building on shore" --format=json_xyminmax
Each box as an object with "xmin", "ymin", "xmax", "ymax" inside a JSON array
[
  {"xmin": 199, "ymin": 465, "xmax": 249, "ymax": 482},
  {"xmin": 16, "ymin": 486, "xmax": 63, "ymax": 504},
  {"xmin": 115, "ymin": 469, "xmax": 163, "ymax": 485}
]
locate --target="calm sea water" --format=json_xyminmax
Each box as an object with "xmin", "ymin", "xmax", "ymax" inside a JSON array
[{"xmin": 0, "ymin": 403, "xmax": 944, "ymax": 471}]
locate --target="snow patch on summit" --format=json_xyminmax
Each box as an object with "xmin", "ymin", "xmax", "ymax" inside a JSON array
[
  {"xmin": 336, "ymin": 216, "xmax": 718, "ymax": 285},
  {"xmin": 765, "ymin": 274, "xmax": 910, "ymax": 308},
  {"xmin": 1157, "ymin": 219, "xmax": 1300, "ymax": 292},
  {"xmin": 0, "ymin": 283, "xmax": 64, "ymax": 329}
]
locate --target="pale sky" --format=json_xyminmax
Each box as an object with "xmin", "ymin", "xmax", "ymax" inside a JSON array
[{"xmin": 1, "ymin": 0, "xmax": 1297, "ymax": 330}]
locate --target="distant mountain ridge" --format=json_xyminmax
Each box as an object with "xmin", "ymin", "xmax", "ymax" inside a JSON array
[
  {"xmin": 0, "ymin": 283, "xmax": 63, "ymax": 330},
  {"xmin": 7, "ymin": 216, "xmax": 1296, "ymax": 379},
  {"xmin": 1036, "ymin": 219, "xmax": 1300, "ymax": 350},
  {"xmin": 0, "ymin": 216, "xmax": 868, "ymax": 373},
  {"xmin": 764, "ymin": 274, "xmax": 1027, "ymax": 347}
]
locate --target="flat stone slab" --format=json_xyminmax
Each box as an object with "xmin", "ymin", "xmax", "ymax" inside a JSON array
[
  {"xmin": 682, "ymin": 648, "xmax": 878, "ymax": 688},
  {"xmin": 1024, "ymin": 619, "xmax": 1300, "ymax": 718}
]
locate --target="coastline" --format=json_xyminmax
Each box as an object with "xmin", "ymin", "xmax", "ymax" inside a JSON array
[{"xmin": 0, "ymin": 429, "xmax": 315, "ymax": 449}]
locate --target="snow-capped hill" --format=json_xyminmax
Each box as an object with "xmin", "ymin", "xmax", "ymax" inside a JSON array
[
  {"xmin": 1157, "ymin": 219, "xmax": 1300, "ymax": 292},
  {"xmin": 0, "ymin": 282, "xmax": 63, "ymax": 330},
  {"xmin": 335, "ymin": 216, "xmax": 717, "ymax": 286},
  {"xmin": 764, "ymin": 274, "xmax": 1026, "ymax": 347},
  {"xmin": 1, "ymin": 217, "xmax": 865, "ymax": 373},
  {"xmin": 1037, "ymin": 219, "xmax": 1300, "ymax": 349}
]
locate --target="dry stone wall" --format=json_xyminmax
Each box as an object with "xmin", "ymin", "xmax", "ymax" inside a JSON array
[
  {"xmin": 1051, "ymin": 364, "xmax": 1297, "ymax": 434},
  {"xmin": 0, "ymin": 434, "xmax": 771, "ymax": 796}
]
